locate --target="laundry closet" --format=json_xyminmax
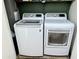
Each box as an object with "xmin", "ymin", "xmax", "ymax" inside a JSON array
[{"xmin": 4, "ymin": 0, "xmax": 76, "ymax": 58}]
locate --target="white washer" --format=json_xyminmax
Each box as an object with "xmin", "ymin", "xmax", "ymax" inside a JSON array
[
  {"xmin": 14, "ymin": 13, "xmax": 44, "ymax": 56},
  {"xmin": 44, "ymin": 13, "xmax": 74, "ymax": 56}
]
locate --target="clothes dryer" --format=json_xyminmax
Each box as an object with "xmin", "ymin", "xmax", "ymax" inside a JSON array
[{"xmin": 44, "ymin": 13, "xmax": 74, "ymax": 56}]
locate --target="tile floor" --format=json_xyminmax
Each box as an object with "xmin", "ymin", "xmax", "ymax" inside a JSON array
[{"xmin": 17, "ymin": 55, "xmax": 69, "ymax": 59}]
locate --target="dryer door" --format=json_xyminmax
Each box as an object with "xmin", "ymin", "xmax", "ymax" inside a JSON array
[
  {"xmin": 48, "ymin": 30, "xmax": 69, "ymax": 46},
  {"xmin": 45, "ymin": 29, "xmax": 70, "ymax": 47}
]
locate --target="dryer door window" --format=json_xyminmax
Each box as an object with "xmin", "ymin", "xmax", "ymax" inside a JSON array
[{"xmin": 48, "ymin": 30, "xmax": 69, "ymax": 46}]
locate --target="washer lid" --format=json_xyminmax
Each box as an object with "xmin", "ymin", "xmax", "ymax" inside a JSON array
[{"xmin": 16, "ymin": 20, "xmax": 42, "ymax": 25}]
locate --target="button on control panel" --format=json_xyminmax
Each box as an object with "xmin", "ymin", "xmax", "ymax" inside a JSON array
[
  {"xmin": 36, "ymin": 14, "xmax": 42, "ymax": 17},
  {"xmin": 59, "ymin": 14, "xmax": 65, "ymax": 17}
]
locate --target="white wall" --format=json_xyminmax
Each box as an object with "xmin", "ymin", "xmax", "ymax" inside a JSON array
[
  {"xmin": 70, "ymin": 36, "xmax": 77, "ymax": 59},
  {"xmin": 69, "ymin": 1, "xmax": 77, "ymax": 23},
  {"xmin": 69, "ymin": 0, "xmax": 77, "ymax": 59},
  {"xmin": 2, "ymin": 1, "xmax": 16, "ymax": 59}
]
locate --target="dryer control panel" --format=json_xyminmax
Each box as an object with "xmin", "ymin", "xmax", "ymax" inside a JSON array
[{"xmin": 45, "ymin": 13, "xmax": 67, "ymax": 20}]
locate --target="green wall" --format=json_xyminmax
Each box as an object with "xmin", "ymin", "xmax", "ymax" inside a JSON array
[{"xmin": 17, "ymin": 2, "xmax": 72, "ymax": 19}]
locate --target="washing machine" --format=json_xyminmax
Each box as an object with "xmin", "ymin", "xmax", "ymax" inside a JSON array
[
  {"xmin": 44, "ymin": 13, "xmax": 74, "ymax": 56},
  {"xmin": 14, "ymin": 13, "xmax": 44, "ymax": 56}
]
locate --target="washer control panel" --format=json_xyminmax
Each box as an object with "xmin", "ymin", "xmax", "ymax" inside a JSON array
[{"xmin": 22, "ymin": 13, "xmax": 44, "ymax": 20}]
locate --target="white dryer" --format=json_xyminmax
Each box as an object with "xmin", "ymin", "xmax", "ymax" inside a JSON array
[
  {"xmin": 14, "ymin": 13, "xmax": 44, "ymax": 56},
  {"xmin": 44, "ymin": 13, "xmax": 74, "ymax": 56}
]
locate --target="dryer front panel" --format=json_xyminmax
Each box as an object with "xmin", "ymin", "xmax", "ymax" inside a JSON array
[{"xmin": 44, "ymin": 29, "xmax": 70, "ymax": 48}]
